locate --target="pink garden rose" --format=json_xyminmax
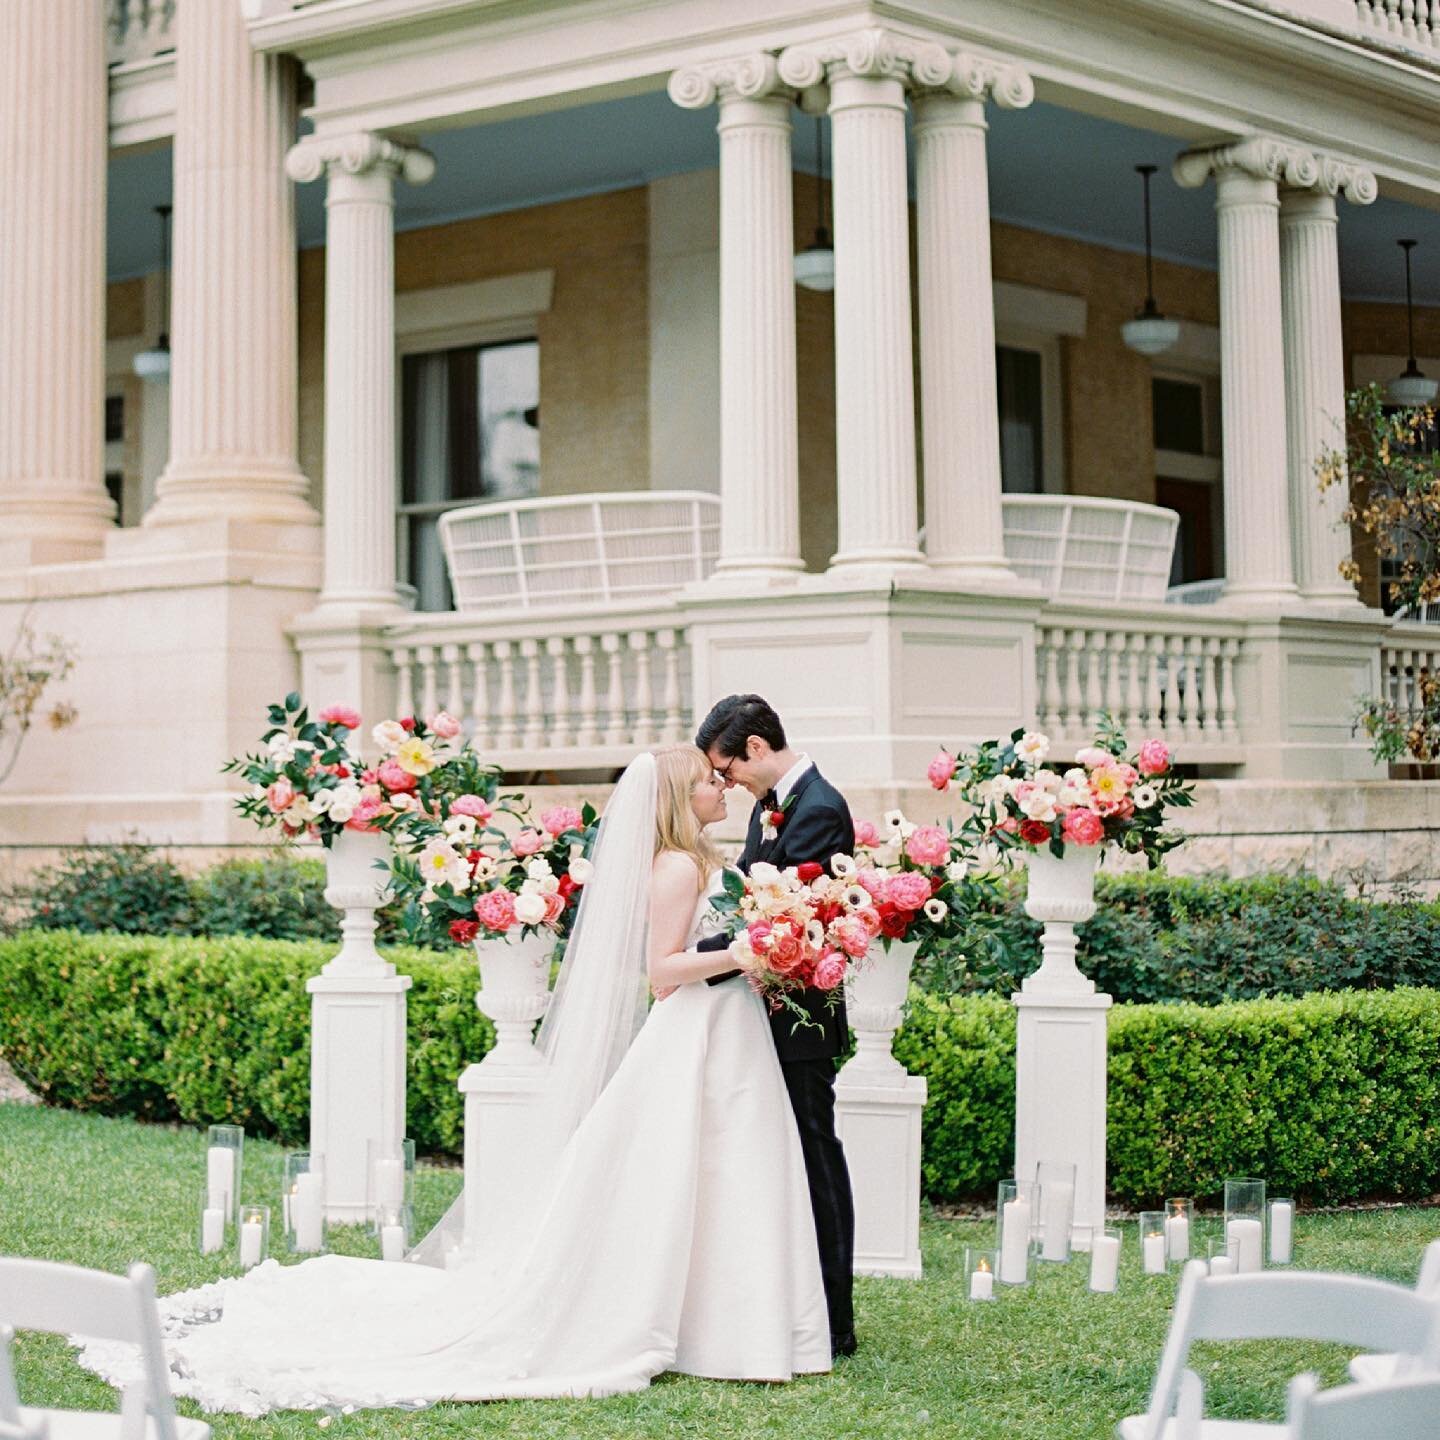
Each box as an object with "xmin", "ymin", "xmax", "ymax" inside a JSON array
[
  {"xmin": 832, "ymin": 917, "xmax": 871, "ymax": 959},
  {"xmin": 449, "ymin": 794, "xmax": 492, "ymax": 821},
  {"xmin": 905, "ymin": 825, "xmax": 950, "ymax": 868},
  {"xmin": 345, "ymin": 795, "xmax": 386, "ymax": 831},
  {"xmin": 539, "ymin": 806, "xmax": 584, "ymax": 837},
  {"xmin": 853, "ymin": 819, "xmax": 882, "ymax": 849},
  {"xmin": 427, "ymin": 710, "xmax": 463, "ymax": 740},
  {"xmin": 511, "ymin": 828, "xmax": 545, "ymax": 858},
  {"xmin": 318, "ymin": 705, "xmax": 362, "ymax": 731},
  {"xmin": 886, "ymin": 871, "xmax": 933, "ymax": 912},
  {"xmin": 813, "ymin": 954, "xmax": 847, "ymax": 991},
  {"xmin": 1062, "ymin": 807, "xmax": 1105, "ymax": 846},
  {"xmin": 854, "ymin": 906, "xmax": 883, "ymax": 939},
  {"xmin": 376, "ymin": 759, "xmax": 417, "ymax": 793},
  {"xmin": 266, "ymin": 778, "xmax": 295, "ymax": 812},
  {"xmin": 1137, "ymin": 739, "xmax": 1171, "ymax": 776},
  {"xmin": 473, "ymin": 888, "xmax": 517, "ymax": 933},
  {"xmin": 927, "ymin": 750, "xmax": 955, "ymax": 791},
  {"xmin": 541, "ymin": 890, "xmax": 567, "ymax": 925}
]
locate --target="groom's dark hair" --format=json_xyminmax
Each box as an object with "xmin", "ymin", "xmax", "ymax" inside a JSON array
[{"xmin": 695, "ymin": 694, "xmax": 787, "ymax": 759}]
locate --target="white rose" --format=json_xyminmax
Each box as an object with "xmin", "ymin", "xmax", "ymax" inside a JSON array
[
  {"xmin": 945, "ymin": 860, "xmax": 968, "ymax": 883},
  {"xmin": 536, "ymin": 873, "xmax": 560, "ymax": 895},
  {"xmin": 329, "ymin": 803, "xmax": 355, "ymax": 824},
  {"xmin": 310, "ymin": 789, "xmax": 334, "ymax": 815},
  {"xmin": 389, "ymin": 792, "xmax": 416, "ymax": 811},
  {"xmin": 567, "ymin": 858, "xmax": 595, "ymax": 884},
  {"xmin": 1063, "ymin": 768, "xmax": 1089, "ymax": 787},
  {"xmin": 923, "ymin": 898, "xmax": 947, "ymax": 923},
  {"xmin": 1015, "ymin": 731, "xmax": 1051, "ymax": 765},
  {"xmin": 513, "ymin": 891, "xmax": 547, "ymax": 925},
  {"xmin": 289, "ymin": 795, "xmax": 315, "ymax": 822},
  {"xmin": 1057, "ymin": 785, "xmax": 1091, "ymax": 810},
  {"xmin": 372, "ymin": 720, "xmax": 407, "ymax": 753},
  {"xmin": 525, "ymin": 858, "xmax": 554, "ymax": 881},
  {"xmin": 749, "ymin": 862, "xmax": 781, "ymax": 887},
  {"xmin": 1036, "ymin": 768, "xmax": 1064, "ymax": 794},
  {"xmin": 1020, "ymin": 792, "xmax": 1057, "ymax": 823}
]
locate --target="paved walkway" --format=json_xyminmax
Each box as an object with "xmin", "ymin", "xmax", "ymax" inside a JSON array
[{"xmin": 0, "ymin": 1056, "xmax": 38, "ymax": 1104}]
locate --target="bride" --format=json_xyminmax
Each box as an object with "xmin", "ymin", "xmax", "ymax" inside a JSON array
[{"xmin": 76, "ymin": 745, "xmax": 832, "ymax": 1414}]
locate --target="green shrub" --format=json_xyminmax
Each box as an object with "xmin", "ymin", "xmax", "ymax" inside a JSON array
[
  {"xmin": 14, "ymin": 845, "xmax": 195, "ymax": 936},
  {"xmin": 190, "ymin": 856, "xmax": 339, "ymax": 942}
]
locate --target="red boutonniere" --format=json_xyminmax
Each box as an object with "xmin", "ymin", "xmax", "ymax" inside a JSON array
[{"xmin": 760, "ymin": 795, "xmax": 795, "ymax": 843}]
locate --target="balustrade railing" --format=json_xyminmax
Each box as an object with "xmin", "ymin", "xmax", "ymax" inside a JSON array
[
  {"xmin": 386, "ymin": 602, "xmax": 691, "ymax": 771},
  {"xmin": 1352, "ymin": 0, "xmax": 1440, "ymax": 51},
  {"xmin": 1036, "ymin": 605, "xmax": 1248, "ymax": 761},
  {"xmin": 1379, "ymin": 621, "xmax": 1440, "ymax": 725},
  {"xmin": 107, "ymin": 0, "xmax": 176, "ymax": 67}
]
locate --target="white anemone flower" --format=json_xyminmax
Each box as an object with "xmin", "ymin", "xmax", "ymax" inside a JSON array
[
  {"xmin": 831, "ymin": 854, "xmax": 857, "ymax": 877},
  {"xmin": 843, "ymin": 885, "xmax": 873, "ymax": 911},
  {"xmin": 923, "ymin": 898, "xmax": 947, "ymax": 923},
  {"xmin": 1133, "ymin": 783, "xmax": 1158, "ymax": 809}
]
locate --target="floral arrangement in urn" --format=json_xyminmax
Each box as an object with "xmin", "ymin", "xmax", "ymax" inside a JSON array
[
  {"xmin": 927, "ymin": 717, "xmax": 1194, "ymax": 868},
  {"xmin": 222, "ymin": 694, "xmax": 475, "ymax": 847}
]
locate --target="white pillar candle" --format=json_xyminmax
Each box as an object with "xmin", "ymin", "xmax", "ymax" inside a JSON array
[
  {"xmin": 374, "ymin": 1157, "xmax": 404, "ymax": 1211},
  {"xmin": 1040, "ymin": 1181, "xmax": 1074, "ymax": 1261},
  {"xmin": 999, "ymin": 1198, "xmax": 1031, "ymax": 1283},
  {"xmin": 1165, "ymin": 1212, "xmax": 1191, "ymax": 1262},
  {"xmin": 1227, "ymin": 1217, "xmax": 1263, "ymax": 1273},
  {"xmin": 1088, "ymin": 1234, "xmax": 1121, "ymax": 1293},
  {"xmin": 1210, "ymin": 1253, "xmax": 1236, "ymax": 1276},
  {"xmin": 381, "ymin": 1224, "xmax": 407, "ymax": 1263},
  {"xmin": 239, "ymin": 1217, "xmax": 264, "ymax": 1269},
  {"xmin": 200, "ymin": 1207, "xmax": 224, "ymax": 1255},
  {"xmin": 291, "ymin": 1173, "xmax": 324, "ymax": 1253},
  {"xmin": 206, "ymin": 1146, "xmax": 235, "ymax": 1215},
  {"xmin": 968, "ymin": 1260, "xmax": 994, "ymax": 1300},
  {"xmin": 1143, "ymin": 1231, "xmax": 1166, "ymax": 1274},
  {"xmin": 1269, "ymin": 1202, "xmax": 1293, "ymax": 1264}
]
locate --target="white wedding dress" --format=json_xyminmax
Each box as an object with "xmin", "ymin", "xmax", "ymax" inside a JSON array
[{"xmin": 74, "ymin": 875, "xmax": 831, "ymax": 1414}]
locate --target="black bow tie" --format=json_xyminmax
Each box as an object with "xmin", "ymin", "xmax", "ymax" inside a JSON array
[{"xmin": 759, "ymin": 790, "xmax": 778, "ymax": 811}]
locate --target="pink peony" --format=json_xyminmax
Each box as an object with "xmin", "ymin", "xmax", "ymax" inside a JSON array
[
  {"xmin": 346, "ymin": 795, "xmax": 387, "ymax": 831},
  {"xmin": 833, "ymin": 917, "xmax": 871, "ymax": 959},
  {"xmin": 540, "ymin": 806, "xmax": 584, "ymax": 837},
  {"xmin": 266, "ymin": 778, "xmax": 295, "ymax": 812},
  {"xmin": 511, "ymin": 828, "xmax": 545, "ymax": 858},
  {"xmin": 1062, "ymin": 808, "xmax": 1105, "ymax": 846},
  {"xmin": 905, "ymin": 825, "xmax": 950, "ymax": 868},
  {"xmin": 853, "ymin": 819, "xmax": 882, "ymax": 849},
  {"xmin": 1137, "ymin": 739, "xmax": 1171, "ymax": 776},
  {"xmin": 855, "ymin": 868, "xmax": 887, "ymax": 899},
  {"xmin": 927, "ymin": 750, "xmax": 955, "ymax": 791},
  {"xmin": 450, "ymin": 794, "xmax": 492, "ymax": 821},
  {"xmin": 376, "ymin": 759, "xmax": 417, "ymax": 793},
  {"xmin": 813, "ymin": 954, "xmax": 847, "ymax": 991},
  {"xmin": 318, "ymin": 705, "xmax": 362, "ymax": 731},
  {"xmin": 427, "ymin": 710, "xmax": 463, "ymax": 740},
  {"xmin": 360, "ymin": 769, "xmax": 380, "ymax": 785},
  {"xmin": 886, "ymin": 871, "xmax": 933, "ymax": 912},
  {"xmin": 473, "ymin": 888, "xmax": 517, "ymax": 933}
]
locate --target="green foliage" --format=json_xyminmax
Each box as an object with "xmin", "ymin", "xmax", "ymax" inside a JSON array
[
  {"xmin": 897, "ymin": 986, "xmax": 1440, "ymax": 1206},
  {"xmin": 188, "ymin": 854, "xmax": 339, "ymax": 942},
  {"xmin": 13, "ymin": 844, "xmax": 196, "ymax": 936}
]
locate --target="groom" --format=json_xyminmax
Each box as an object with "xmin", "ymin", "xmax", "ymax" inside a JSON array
[{"xmin": 693, "ymin": 694, "xmax": 857, "ymax": 1360}]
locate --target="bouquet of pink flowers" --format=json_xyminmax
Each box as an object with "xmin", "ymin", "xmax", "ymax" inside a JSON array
[
  {"xmin": 710, "ymin": 860, "xmax": 880, "ymax": 1025},
  {"xmin": 223, "ymin": 694, "xmax": 482, "ymax": 847},
  {"xmin": 926, "ymin": 716, "xmax": 1193, "ymax": 866}
]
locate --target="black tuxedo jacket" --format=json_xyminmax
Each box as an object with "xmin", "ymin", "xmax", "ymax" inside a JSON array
[{"xmin": 698, "ymin": 765, "xmax": 854, "ymax": 1063}]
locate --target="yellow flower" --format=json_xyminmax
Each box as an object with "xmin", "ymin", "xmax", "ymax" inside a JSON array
[{"xmin": 395, "ymin": 736, "xmax": 437, "ymax": 776}]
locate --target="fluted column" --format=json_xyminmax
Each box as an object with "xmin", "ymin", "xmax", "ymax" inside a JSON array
[
  {"xmin": 145, "ymin": 0, "xmax": 317, "ymax": 529},
  {"xmin": 912, "ymin": 55, "xmax": 1033, "ymax": 583},
  {"xmin": 286, "ymin": 135, "xmax": 435, "ymax": 609},
  {"xmin": 1176, "ymin": 138, "xmax": 1305, "ymax": 605},
  {"xmin": 1279, "ymin": 158, "xmax": 1376, "ymax": 604},
  {"xmin": 669, "ymin": 56, "xmax": 803, "ymax": 580},
  {"xmin": 0, "ymin": 0, "xmax": 113, "ymax": 563},
  {"xmin": 781, "ymin": 31, "xmax": 944, "ymax": 576}
]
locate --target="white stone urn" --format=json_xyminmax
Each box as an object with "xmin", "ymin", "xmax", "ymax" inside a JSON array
[
  {"xmin": 473, "ymin": 932, "xmax": 554, "ymax": 1070},
  {"xmin": 839, "ymin": 937, "xmax": 918, "ymax": 1086},
  {"xmin": 1021, "ymin": 844, "xmax": 1101, "ymax": 995},
  {"xmin": 320, "ymin": 828, "xmax": 396, "ymax": 978}
]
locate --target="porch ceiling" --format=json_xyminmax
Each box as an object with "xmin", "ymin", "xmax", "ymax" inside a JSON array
[{"xmin": 107, "ymin": 90, "xmax": 1440, "ymax": 304}]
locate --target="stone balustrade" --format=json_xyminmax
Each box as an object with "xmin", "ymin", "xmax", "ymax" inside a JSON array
[
  {"xmin": 106, "ymin": 0, "xmax": 175, "ymax": 67},
  {"xmin": 1380, "ymin": 620, "xmax": 1440, "ymax": 728}
]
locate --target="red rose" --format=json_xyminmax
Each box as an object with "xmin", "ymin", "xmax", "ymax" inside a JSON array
[
  {"xmin": 557, "ymin": 874, "xmax": 577, "ymax": 902},
  {"xmin": 769, "ymin": 810, "xmax": 786, "ymax": 829},
  {"xmin": 448, "ymin": 918, "xmax": 480, "ymax": 945},
  {"xmin": 796, "ymin": 862, "xmax": 823, "ymax": 883},
  {"xmin": 399, "ymin": 716, "xmax": 416, "ymax": 731},
  {"xmin": 1019, "ymin": 819, "xmax": 1053, "ymax": 846},
  {"xmin": 878, "ymin": 904, "xmax": 910, "ymax": 940}
]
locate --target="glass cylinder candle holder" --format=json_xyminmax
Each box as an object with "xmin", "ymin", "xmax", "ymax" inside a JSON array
[
  {"xmin": 205, "ymin": 1124, "xmax": 244, "ymax": 1224},
  {"xmin": 1139, "ymin": 1211, "xmax": 1168, "ymax": 1274},
  {"xmin": 378, "ymin": 1205, "xmax": 412, "ymax": 1263},
  {"xmin": 237, "ymin": 1205, "xmax": 269, "ymax": 1271},
  {"xmin": 1164, "ymin": 1197, "xmax": 1194, "ymax": 1263},
  {"xmin": 996, "ymin": 1178, "xmax": 1039, "ymax": 1286},
  {"xmin": 282, "ymin": 1151, "xmax": 327, "ymax": 1254},
  {"xmin": 1088, "ymin": 1227, "xmax": 1122, "ymax": 1292},
  {"xmin": 964, "ymin": 1247, "xmax": 997, "ymax": 1301},
  {"xmin": 1268, "ymin": 1197, "xmax": 1294, "ymax": 1265},
  {"xmin": 1035, "ymin": 1160, "xmax": 1076, "ymax": 1263},
  {"xmin": 1223, "ymin": 1177, "xmax": 1266, "ymax": 1273},
  {"xmin": 197, "ymin": 1186, "xmax": 226, "ymax": 1256},
  {"xmin": 1207, "ymin": 1234, "xmax": 1241, "ymax": 1276},
  {"xmin": 366, "ymin": 1137, "xmax": 416, "ymax": 1231}
]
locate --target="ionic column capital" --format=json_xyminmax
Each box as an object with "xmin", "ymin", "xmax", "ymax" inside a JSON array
[
  {"xmin": 912, "ymin": 50, "xmax": 1034, "ymax": 111},
  {"xmin": 667, "ymin": 53, "xmax": 792, "ymax": 108},
  {"xmin": 1174, "ymin": 135, "xmax": 1375, "ymax": 204},
  {"xmin": 777, "ymin": 26, "xmax": 953, "ymax": 93},
  {"xmin": 285, "ymin": 132, "xmax": 436, "ymax": 187}
]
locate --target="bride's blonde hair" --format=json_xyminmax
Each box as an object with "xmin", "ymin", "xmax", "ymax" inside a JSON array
[{"xmin": 652, "ymin": 743, "xmax": 724, "ymax": 890}]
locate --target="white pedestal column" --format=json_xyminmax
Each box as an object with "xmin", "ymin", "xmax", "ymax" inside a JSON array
[
  {"xmin": 912, "ymin": 58, "xmax": 1033, "ymax": 583},
  {"xmin": 669, "ymin": 58, "xmax": 803, "ymax": 583},
  {"xmin": 1279, "ymin": 164, "xmax": 1376, "ymax": 604},
  {"xmin": 0, "ymin": 0, "xmax": 113, "ymax": 565},
  {"xmin": 142, "ymin": 0, "xmax": 317, "ymax": 532}
]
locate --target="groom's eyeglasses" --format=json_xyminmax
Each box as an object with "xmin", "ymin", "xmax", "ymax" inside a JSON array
[{"xmin": 713, "ymin": 756, "xmax": 739, "ymax": 786}]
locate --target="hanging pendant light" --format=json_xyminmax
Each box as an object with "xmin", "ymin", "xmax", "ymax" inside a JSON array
[
  {"xmin": 1386, "ymin": 239, "xmax": 1437, "ymax": 407},
  {"xmin": 133, "ymin": 204, "xmax": 172, "ymax": 381},
  {"xmin": 1122, "ymin": 164, "xmax": 1180, "ymax": 357},
  {"xmin": 793, "ymin": 117, "xmax": 835, "ymax": 292}
]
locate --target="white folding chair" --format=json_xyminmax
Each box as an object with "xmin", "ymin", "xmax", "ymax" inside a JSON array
[
  {"xmin": 1117, "ymin": 1259, "xmax": 1440, "ymax": 1440},
  {"xmin": 1348, "ymin": 1238, "xmax": 1440, "ymax": 1386},
  {"xmin": 0, "ymin": 1258, "xmax": 210, "ymax": 1440},
  {"xmin": 1287, "ymin": 1369, "xmax": 1440, "ymax": 1439}
]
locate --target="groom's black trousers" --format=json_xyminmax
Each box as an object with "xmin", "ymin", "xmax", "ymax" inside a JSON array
[{"xmin": 780, "ymin": 1055, "xmax": 854, "ymax": 1343}]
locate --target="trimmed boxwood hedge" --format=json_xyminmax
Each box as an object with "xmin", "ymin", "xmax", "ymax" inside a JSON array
[{"xmin": 3, "ymin": 931, "xmax": 1438, "ymax": 1205}]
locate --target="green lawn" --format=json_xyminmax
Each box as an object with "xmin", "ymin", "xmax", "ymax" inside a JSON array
[{"xmin": 3, "ymin": 1101, "xmax": 1438, "ymax": 1440}]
